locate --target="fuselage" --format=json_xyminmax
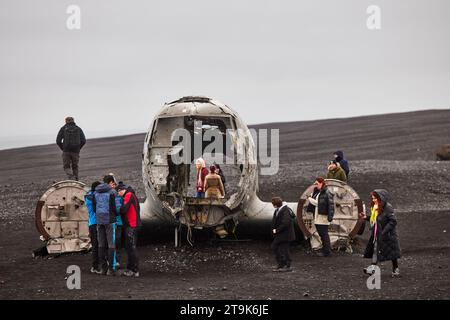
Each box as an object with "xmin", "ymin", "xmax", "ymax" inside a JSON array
[{"xmin": 141, "ymin": 96, "xmax": 259, "ymax": 234}]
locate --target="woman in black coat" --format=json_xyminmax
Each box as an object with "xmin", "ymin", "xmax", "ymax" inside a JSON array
[{"xmin": 359, "ymin": 189, "xmax": 401, "ymax": 277}]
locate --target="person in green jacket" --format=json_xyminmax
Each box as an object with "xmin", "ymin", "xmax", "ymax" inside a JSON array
[{"xmin": 326, "ymin": 160, "xmax": 347, "ymax": 182}]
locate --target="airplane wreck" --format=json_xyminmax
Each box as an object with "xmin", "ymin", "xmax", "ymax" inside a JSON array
[{"xmin": 35, "ymin": 96, "xmax": 365, "ymax": 254}]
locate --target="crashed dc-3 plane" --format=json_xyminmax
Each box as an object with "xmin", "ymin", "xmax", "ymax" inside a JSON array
[{"xmin": 35, "ymin": 96, "xmax": 364, "ymax": 254}]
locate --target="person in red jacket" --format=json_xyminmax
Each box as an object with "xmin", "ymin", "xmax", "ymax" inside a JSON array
[
  {"xmin": 118, "ymin": 184, "xmax": 141, "ymax": 277},
  {"xmin": 195, "ymin": 158, "xmax": 209, "ymax": 198}
]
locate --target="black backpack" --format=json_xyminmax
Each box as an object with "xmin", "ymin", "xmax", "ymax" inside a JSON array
[{"xmin": 63, "ymin": 125, "xmax": 81, "ymax": 149}]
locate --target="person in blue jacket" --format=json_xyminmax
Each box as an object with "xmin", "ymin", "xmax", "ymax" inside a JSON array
[
  {"xmin": 93, "ymin": 175, "xmax": 122, "ymax": 276},
  {"xmin": 104, "ymin": 174, "xmax": 124, "ymax": 271},
  {"xmin": 85, "ymin": 181, "xmax": 101, "ymax": 273}
]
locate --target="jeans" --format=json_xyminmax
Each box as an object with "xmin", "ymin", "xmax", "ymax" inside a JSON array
[
  {"xmin": 97, "ymin": 223, "xmax": 116, "ymax": 272},
  {"xmin": 196, "ymin": 192, "xmax": 205, "ymax": 198}
]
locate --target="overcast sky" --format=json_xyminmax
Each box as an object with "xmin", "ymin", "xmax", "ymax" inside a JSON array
[{"xmin": 1, "ymin": 0, "xmax": 449, "ymax": 148}]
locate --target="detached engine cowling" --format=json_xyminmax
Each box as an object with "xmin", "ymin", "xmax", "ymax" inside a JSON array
[
  {"xmin": 296, "ymin": 179, "xmax": 365, "ymax": 253},
  {"xmin": 35, "ymin": 181, "xmax": 91, "ymax": 254}
]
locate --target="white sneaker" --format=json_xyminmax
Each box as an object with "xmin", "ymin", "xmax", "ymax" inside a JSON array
[
  {"xmin": 90, "ymin": 267, "xmax": 103, "ymax": 274},
  {"xmin": 122, "ymin": 269, "xmax": 140, "ymax": 277},
  {"xmin": 363, "ymin": 265, "xmax": 377, "ymax": 275},
  {"xmin": 392, "ymin": 268, "xmax": 400, "ymax": 278}
]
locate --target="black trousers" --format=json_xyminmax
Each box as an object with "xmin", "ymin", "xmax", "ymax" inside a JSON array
[
  {"xmin": 125, "ymin": 227, "xmax": 139, "ymax": 272},
  {"xmin": 315, "ymin": 224, "xmax": 331, "ymax": 256},
  {"xmin": 89, "ymin": 225, "xmax": 99, "ymax": 269},
  {"xmin": 271, "ymin": 241, "xmax": 291, "ymax": 267},
  {"xmin": 115, "ymin": 225, "xmax": 123, "ymax": 265},
  {"xmin": 97, "ymin": 224, "xmax": 116, "ymax": 272}
]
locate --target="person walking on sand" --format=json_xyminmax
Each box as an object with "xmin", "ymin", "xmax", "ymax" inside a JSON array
[
  {"xmin": 56, "ymin": 117, "xmax": 86, "ymax": 181},
  {"xmin": 359, "ymin": 189, "xmax": 401, "ymax": 277},
  {"xmin": 271, "ymin": 197, "xmax": 296, "ymax": 272}
]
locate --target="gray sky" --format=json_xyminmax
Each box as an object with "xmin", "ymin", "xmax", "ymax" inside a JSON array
[{"xmin": 1, "ymin": 0, "xmax": 450, "ymax": 148}]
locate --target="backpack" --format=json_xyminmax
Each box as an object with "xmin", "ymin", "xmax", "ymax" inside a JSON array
[{"xmin": 63, "ymin": 125, "xmax": 81, "ymax": 149}]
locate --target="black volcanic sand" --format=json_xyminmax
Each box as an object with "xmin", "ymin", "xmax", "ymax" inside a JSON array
[{"xmin": 0, "ymin": 110, "xmax": 450, "ymax": 299}]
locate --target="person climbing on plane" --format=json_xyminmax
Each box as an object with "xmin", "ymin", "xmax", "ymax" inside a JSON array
[
  {"xmin": 204, "ymin": 165, "xmax": 225, "ymax": 199},
  {"xmin": 195, "ymin": 158, "xmax": 208, "ymax": 198}
]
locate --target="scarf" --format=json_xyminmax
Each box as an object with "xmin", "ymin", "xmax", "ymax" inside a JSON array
[{"xmin": 370, "ymin": 206, "xmax": 379, "ymax": 242}]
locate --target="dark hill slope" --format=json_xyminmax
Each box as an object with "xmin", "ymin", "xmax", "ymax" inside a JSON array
[{"xmin": 1, "ymin": 109, "xmax": 449, "ymax": 184}]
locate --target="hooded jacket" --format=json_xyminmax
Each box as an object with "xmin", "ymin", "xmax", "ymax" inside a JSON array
[
  {"xmin": 363, "ymin": 189, "xmax": 401, "ymax": 262},
  {"xmin": 119, "ymin": 187, "xmax": 142, "ymax": 228},
  {"xmin": 84, "ymin": 191, "xmax": 96, "ymax": 227},
  {"xmin": 334, "ymin": 150, "xmax": 350, "ymax": 178},
  {"xmin": 326, "ymin": 165, "xmax": 347, "ymax": 182},
  {"xmin": 93, "ymin": 183, "xmax": 121, "ymax": 225}
]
